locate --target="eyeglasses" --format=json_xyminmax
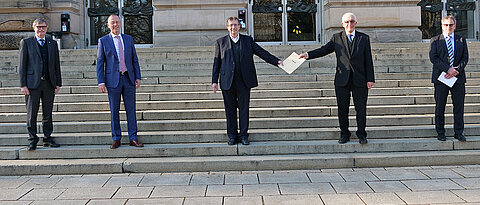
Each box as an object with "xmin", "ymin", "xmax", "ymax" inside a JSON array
[
  {"xmin": 343, "ymin": 20, "xmax": 356, "ymax": 24},
  {"xmin": 442, "ymin": 24, "xmax": 455, "ymax": 27},
  {"xmin": 35, "ymin": 26, "xmax": 47, "ymax": 29},
  {"xmin": 227, "ymin": 23, "xmax": 240, "ymax": 27}
]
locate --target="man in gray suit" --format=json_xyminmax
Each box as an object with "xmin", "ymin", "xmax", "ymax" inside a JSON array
[{"xmin": 19, "ymin": 18, "xmax": 62, "ymax": 151}]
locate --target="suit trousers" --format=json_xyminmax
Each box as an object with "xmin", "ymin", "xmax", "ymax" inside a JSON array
[
  {"xmin": 107, "ymin": 74, "xmax": 138, "ymax": 141},
  {"xmin": 434, "ymin": 82, "xmax": 465, "ymax": 135},
  {"xmin": 335, "ymin": 80, "xmax": 368, "ymax": 138},
  {"xmin": 25, "ymin": 79, "xmax": 55, "ymax": 143},
  {"xmin": 221, "ymin": 78, "xmax": 251, "ymax": 140}
]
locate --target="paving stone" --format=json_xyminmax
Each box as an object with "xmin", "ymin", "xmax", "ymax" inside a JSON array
[
  {"xmin": 273, "ymin": 169, "xmax": 320, "ymax": 173},
  {"xmin": 264, "ymin": 195, "xmax": 323, "ymax": 205},
  {"xmin": 183, "ymin": 197, "xmax": 222, "ymax": 205},
  {"xmin": 126, "ymin": 198, "xmax": 184, "ymax": 205},
  {"xmin": 258, "ymin": 173, "xmax": 310, "ymax": 184},
  {"xmin": 307, "ymin": 172, "xmax": 345, "ymax": 183},
  {"xmin": 321, "ymin": 168, "xmax": 354, "ymax": 172},
  {"xmin": 461, "ymin": 165, "xmax": 480, "ymax": 169},
  {"xmin": 19, "ymin": 188, "xmax": 65, "ymax": 200},
  {"xmin": 0, "ymin": 188, "xmax": 32, "ymax": 200},
  {"xmin": 396, "ymin": 190, "xmax": 464, "ymax": 204},
  {"xmin": 453, "ymin": 168, "xmax": 480, "ymax": 177},
  {"xmin": 279, "ymin": 182, "xmax": 335, "ymax": 195},
  {"xmin": 242, "ymin": 170, "xmax": 274, "ymax": 174},
  {"xmin": 419, "ymin": 168, "xmax": 465, "ymax": 179},
  {"xmin": 150, "ymin": 185, "xmax": 206, "ymax": 197},
  {"xmin": 339, "ymin": 171, "xmax": 379, "ymax": 182},
  {"xmin": 385, "ymin": 166, "xmax": 432, "ymax": 170},
  {"xmin": 451, "ymin": 178, "xmax": 480, "ymax": 189},
  {"xmin": 190, "ymin": 173, "xmax": 224, "ymax": 185},
  {"xmin": 30, "ymin": 200, "xmax": 88, "ymax": 205},
  {"xmin": 206, "ymin": 184, "xmax": 242, "ymax": 197},
  {"xmin": 87, "ymin": 199, "xmax": 127, "ymax": 205},
  {"xmin": 366, "ymin": 181, "xmax": 411, "ymax": 192},
  {"xmin": 331, "ymin": 181, "xmax": 373, "ymax": 193},
  {"xmin": 0, "ymin": 177, "xmax": 29, "ymax": 188},
  {"xmin": 320, "ymin": 193, "xmax": 364, "ymax": 205},
  {"xmin": 402, "ymin": 179, "xmax": 464, "ymax": 191},
  {"xmin": 225, "ymin": 173, "xmax": 258, "ymax": 185},
  {"xmin": 451, "ymin": 189, "xmax": 480, "ymax": 202},
  {"xmin": 104, "ymin": 176, "xmax": 143, "ymax": 187},
  {"xmin": 358, "ymin": 192, "xmax": 406, "ymax": 205},
  {"xmin": 112, "ymin": 186, "xmax": 154, "ymax": 199},
  {"xmin": 0, "ymin": 201, "xmax": 33, "ymax": 205},
  {"xmin": 243, "ymin": 184, "xmax": 280, "ymax": 196},
  {"xmin": 18, "ymin": 177, "xmax": 62, "ymax": 189},
  {"xmin": 224, "ymin": 196, "xmax": 263, "ymax": 205},
  {"xmin": 371, "ymin": 169, "xmax": 428, "ymax": 180},
  {"xmin": 352, "ymin": 168, "xmax": 386, "ymax": 172},
  {"xmin": 209, "ymin": 171, "xmax": 242, "ymax": 175},
  {"xmin": 430, "ymin": 165, "xmax": 463, "ymax": 169},
  {"xmin": 139, "ymin": 174, "xmax": 191, "ymax": 186},
  {"xmin": 54, "ymin": 176, "xmax": 110, "ymax": 188},
  {"xmin": 57, "ymin": 187, "xmax": 117, "ymax": 200}
]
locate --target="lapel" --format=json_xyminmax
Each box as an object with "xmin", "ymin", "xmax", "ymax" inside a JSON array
[
  {"xmin": 439, "ymin": 34, "xmax": 449, "ymax": 62},
  {"xmin": 225, "ymin": 35, "xmax": 233, "ymax": 61},
  {"xmin": 453, "ymin": 34, "xmax": 461, "ymax": 63},
  {"xmin": 351, "ymin": 33, "xmax": 359, "ymax": 55},
  {"xmin": 31, "ymin": 37, "xmax": 42, "ymax": 58},
  {"xmin": 46, "ymin": 37, "xmax": 54, "ymax": 68},
  {"xmin": 341, "ymin": 31, "xmax": 352, "ymax": 59},
  {"xmin": 107, "ymin": 34, "xmax": 119, "ymax": 61},
  {"xmin": 238, "ymin": 34, "xmax": 244, "ymax": 60}
]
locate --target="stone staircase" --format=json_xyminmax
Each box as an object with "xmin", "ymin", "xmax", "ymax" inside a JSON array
[{"xmin": 1, "ymin": 43, "xmax": 480, "ymax": 175}]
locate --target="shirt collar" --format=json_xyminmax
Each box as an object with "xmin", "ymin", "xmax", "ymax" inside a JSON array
[
  {"xmin": 230, "ymin": 34, "xmax": 240, "ymax": 43},
  {"xmin": 35, "ymin": 36, "xmax": 45, "ymax": 42},
  {"xmin": 346, "ymin": 30, "xmax": 356, "ymax": 38},
  {"xmin": 443, "ymin": 32, "xmax": 454, "ymax": 40},
  {"xmin": 110, "ymin": 33, "xmax": 122, "ymax": 39}
]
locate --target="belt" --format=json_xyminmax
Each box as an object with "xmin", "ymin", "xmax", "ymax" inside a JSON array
[
  {"xmin": 120, "ymin": 71, "xmax": 128, "ymax": 75},
  {"xmin": 40, "ymin": 76, "xmax": 46, "ymax": 80}
]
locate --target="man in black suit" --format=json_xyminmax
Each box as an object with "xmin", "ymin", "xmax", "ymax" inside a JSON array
[
  {"xmin": 19, "ymin": 18, "xmax": 62, "ymax": 151},
  {"xmin": 212, "ymin": 17, "xmax": 283, "ymax": 145},
  {"xmin": 299, "ymin": 13, "xmax": 375, "ymax": 144},
  {"xmin": 429, "ymin": 15, "xmax": 468, "ymax": 142}
]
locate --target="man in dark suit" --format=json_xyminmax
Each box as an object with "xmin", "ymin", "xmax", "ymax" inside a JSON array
[
  {"xmin": 19, "ymin": 18, "xmax": 62, "ymax": 151},
  {"xmin": 299, "ymin": 13, "xmax": 375, "ymax": 144},
  {"xmin": 212, "ymin": 17, "xmax": 283, "ymax": 145},
  {"xmin": 429, "ymin": 15, "xmax": 468, "ymax": 142},
  {"xmin": 96, "ymin": 14, "xmax": 143, "ymax": 149}
]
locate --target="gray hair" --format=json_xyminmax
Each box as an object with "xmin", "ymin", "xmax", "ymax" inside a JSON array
[
  {"xmin": 441, "ymin": 15, "xmax": 456, "ymax": 24},
  {"xmin": 341, "ymin": 13, "xmax": 357, "ymax": 22},
  {"xmin": 32, "ymin": 18, "xmax": 47, "ymax": 27},
  {"xmin": 226, "ymin": 16, "xmax": 240, "ymax": 25}
]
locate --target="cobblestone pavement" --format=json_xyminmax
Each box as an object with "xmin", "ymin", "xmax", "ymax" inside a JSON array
[{"xmin": 1, "ymin": 165, "xmax": 480, "ymax": 204}]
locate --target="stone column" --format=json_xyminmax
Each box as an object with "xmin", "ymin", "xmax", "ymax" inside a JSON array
[{"xmin": 322, "ymin": 0, "xmax": 422, "ymax": 42}]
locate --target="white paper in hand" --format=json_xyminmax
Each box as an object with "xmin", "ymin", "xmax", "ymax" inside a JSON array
[
  {"xmin": 279, "ymin": 52, "xmax": 306, "ymax": 74},
  {"xmin": 437, "ymin": 71, "xmax": 457, "ymax": 88}
]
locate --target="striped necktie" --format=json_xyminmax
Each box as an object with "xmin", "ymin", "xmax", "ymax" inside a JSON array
[{"xmin": 446, "ymin": 35, "xmax": 454, "ymax": 67}]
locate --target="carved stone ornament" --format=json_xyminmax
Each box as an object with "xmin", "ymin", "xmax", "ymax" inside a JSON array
[
  {"xmin": 87, "ymin": 7, "xmax": 119, "ymax": 17},
  {"xmin": 252, "ymin": 3, "xmax": 283, "ymax": 13},
  {"xmin": 122, "ymin": 4, "xmax": 153, "ymax": 16},
  {"xmin": 286, "ymin": 2, "xmax": 317, "ymax": 13}
]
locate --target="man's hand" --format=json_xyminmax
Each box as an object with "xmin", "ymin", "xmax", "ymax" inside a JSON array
[
  {"xmin": 367, "ymin": 82, "xmax": 375, "ymax": 89},
  {"xmin": 298, "ymin": 53, "xmax": 308, "ymax": 59},
  {"xmin": 21, "ymin": 86, "xmax": 30, "ymax": 95},
  {"xmin": 212, "ymin": 83, "xmax": 218, "ymax": 93},
  {"xmin": 278, "ymin": 60, "xmax": 284, "ymax": 67},
  {"xmin": 54, "ymin": 86, "xmax": 61, "ymax": 94},
  {"xmin": 135, "ymin": 79, "xmax": 141, "ymax": 89},
  {"xmin": 446, "ymin": 67, "xmax": 459, "ymax": 79},
  {"xmin": 98, "ymin": 84, "xmax": 106, "ymax": 93}
]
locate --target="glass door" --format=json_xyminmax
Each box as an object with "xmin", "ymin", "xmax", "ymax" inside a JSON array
[
  {"xmin": 87, "ymin": 0, "xmax": 153, "ymax": 46},
  {"xmin": 250, "ymin": 0, "xmax": 318, "ymax": 44}
]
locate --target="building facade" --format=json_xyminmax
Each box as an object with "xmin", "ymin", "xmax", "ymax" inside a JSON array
[{"xmin": 0, "ymin": 0, "xmax": 478, "ymax": 49}]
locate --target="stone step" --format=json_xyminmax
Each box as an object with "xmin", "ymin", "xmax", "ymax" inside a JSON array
[
  {"xmin": 1, "ymin": 113, "xmax": 479, "ymax": 134},
  {"xmin": 2, "ymin": 149, "xmax": 480, "ymax": 175},
  {"xmin": 7, "ymin": 137, "xmax": 479, "ymax": 160},
  {"xmin": 1, "ymin": 124, "xmax": 479, "ymax": 146}
]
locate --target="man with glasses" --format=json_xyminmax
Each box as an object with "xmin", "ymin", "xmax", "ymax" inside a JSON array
[
  {"xmin": 299, "ymin": 13, "xmax": 375, "ymax": 144},
  {"xmin": 429, "ymin": 15, "xmax": 469, "ymax": 142},
  {"xmin": 212, "ymin": 17, "xmax": 283, "ymax": 145},
  {"xmin": 19, "ymin": 18, "xmax": 62, "ymax": 150}
]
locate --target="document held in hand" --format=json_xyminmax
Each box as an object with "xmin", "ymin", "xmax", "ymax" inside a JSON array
[
  {"xmin": 437, "ymin": 71, "xmax": 457, "ymax": 88},
  {"xmin": 279, "ymin": 52, "xmax": 306, "ymax": 74}
]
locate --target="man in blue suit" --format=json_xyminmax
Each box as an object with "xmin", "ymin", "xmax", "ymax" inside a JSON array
[
  {"xmin": 212, "ymin": 17, "xmax": 283, "ymax": 145},
  {"xmin": 96, "ymin": 14, "xmax": 143, "ymax": 149}
]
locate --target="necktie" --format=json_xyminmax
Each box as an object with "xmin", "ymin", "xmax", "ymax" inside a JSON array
[
  {"xmin": 446, "ymin": 36, "xmax": 454, "ymax": 67},
  {"xmin": 114, "ymin": 36, "xmax": 127, "ymax": 73},
  {"xmin": 348, "ymin": 34, "xmax": 353, "ymax": 42},
  {"xmin": 39, "ymin": 39, "xmax": 45, "ymax": 46}
]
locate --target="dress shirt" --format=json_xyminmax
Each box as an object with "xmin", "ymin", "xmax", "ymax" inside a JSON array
[
  {"xmin": 443, "ymin": 32, "xmax": 455, "ymax": 56},
  {"xmin": 230, "ymin": 34, "xmax": 239, "ymax": 43},
  {"xmin": 35, "ymin": 36, "xmax": 45, "ymax": 46}
]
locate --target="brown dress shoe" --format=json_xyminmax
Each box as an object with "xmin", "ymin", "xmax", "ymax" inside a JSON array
[
  {"xmin": 110, "ymin": 140, "xmax": 121, "ymax": 149},
  {"xmin": 129, "ymin": 140, "xmax": 144, "ymax": 147}
]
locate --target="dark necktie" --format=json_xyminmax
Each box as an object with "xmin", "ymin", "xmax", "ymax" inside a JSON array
[
  {"xmin": 348, "ymin": 34, "xmax": 353, "ymax": 43},
  {"xmin": 39, "ymin": 39, "xmax": 45, "ymax": 46},
  {"xmin": 446, "ymin": 35, "xmax": 454, "ymax": 67}
]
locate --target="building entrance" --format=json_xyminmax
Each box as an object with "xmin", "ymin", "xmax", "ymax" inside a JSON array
[
  {"xmin": 87, "ymin": 0, "xmax": 153, "ymax": 46},
  {"xmin": 249, "ymin": 0, "xmax": 319, "ymax": 44}
]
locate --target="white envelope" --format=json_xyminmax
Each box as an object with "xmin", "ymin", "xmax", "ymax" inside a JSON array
[
  {"xmin": 279, "ymin": 52, "xmax": 306, "ymax": 74},
  {"xmin": 437, "ymin": 71, "xmax": 457, "ymax": 88}
]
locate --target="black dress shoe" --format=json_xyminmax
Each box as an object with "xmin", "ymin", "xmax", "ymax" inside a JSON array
[
  {"xmin": 359, "ymin": 137, "xmax": 368, "ymax": 144},
  {"xmin": 228, "ymin": 138, "xmax": 237, "ymax": 145},
  {"xmin": 338, "ymin": 136, "xmax": 350, "ymax": 144},
  {"xmin": 27, "ymin": 143, "xmax": 37, "ymax": 151},
  {"xmin": 437, "ymin": 135, "xmax": 446, "ymax": 141},
  {"xmin": 43, "ymin": 140, "xmax": 60, "ymax": 147},
  {"xmin": 241, "ymin": 138, "xmax": 250, "ymax": 145},
  {"xmin": 454, "ymin": 134, "xmax": 466, "ymax": 142}
]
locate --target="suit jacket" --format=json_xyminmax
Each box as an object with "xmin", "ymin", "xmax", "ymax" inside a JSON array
[
  {"xmin": 307, "ymin": 31, "xmax": 375, "ymax": 87},
  {"xmin": 429, "ymin": 33, "xmax": 468, "ymax": 84},
  {"xmin": 96, "ymin": 34, "xmax": 141, "ymax": 88},
  {"xmin": 19, "ymin": 36, "xmax": 62, "ymax": 89},
  {"xmin": 212, "ymin": 34, "xmax": 280, "ymax": 90}
]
